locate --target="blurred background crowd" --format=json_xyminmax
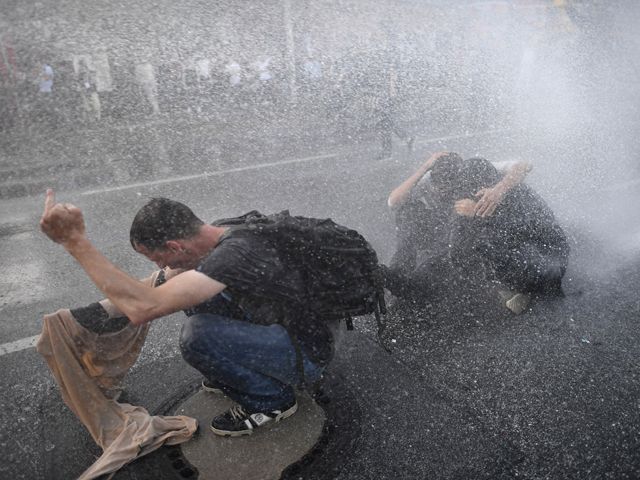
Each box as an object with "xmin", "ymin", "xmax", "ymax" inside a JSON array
[{"xmin": 0, "ymin": 0, "xmax": 623, "ymax": 137}]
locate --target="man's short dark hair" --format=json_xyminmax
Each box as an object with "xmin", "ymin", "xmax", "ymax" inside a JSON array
[
  {"xmin": 431, "ymin": 155, "xmax": 500, "ymax": 201},
  {"xmin": 429, "ymin": 152, "xmax": 464, "ymax": 201},
  {"xmin": 459, "ymin": 158, "xmax": 501, "ymax": 195},
  {"xmin": 130, "ymin": 198, "xmax": 205, "ymax": 251},
  {"xmin": 429, "ymin": 153, "xmax": 464, "ymax": 187}
]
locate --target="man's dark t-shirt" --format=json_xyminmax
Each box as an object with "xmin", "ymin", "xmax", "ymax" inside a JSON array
[{"xmin": 195, "ymin": 234, "xmax": 334, "ymax": 365}]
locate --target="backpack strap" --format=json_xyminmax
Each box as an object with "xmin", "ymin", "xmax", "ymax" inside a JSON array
[
  {"xmin": 374, "ymin": 301, "xmax": 384, "ymax": 336},
  {"xmin": 211, "ymin": 210, "xmax": 265, "ymax": 228},
  {"xmin": 372, "ymin": 267, "xmax": 387, "ymax": 336},
  {"xmin": 345, "ymin": 314, "xmax": 353, "ymax": 331}
]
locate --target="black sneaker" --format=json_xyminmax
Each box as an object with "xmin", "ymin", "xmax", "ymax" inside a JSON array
[
  {"xmin": 202, "ymin": 379, "xmax": 224, "ymax": 394},
  {"xmin": 210, "ymin": 400, "xmax": 298, "ymax": 437}
]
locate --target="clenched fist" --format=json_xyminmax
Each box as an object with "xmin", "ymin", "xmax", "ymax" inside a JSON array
[{"xmin": 39, "ymin": 189, "xmax": 86, "ymax": 246}]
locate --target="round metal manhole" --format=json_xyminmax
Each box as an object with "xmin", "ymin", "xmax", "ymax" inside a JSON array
[
  {"xmin": 280, "ymin": 371, "xmax": 362, "ymax": 480},
  {"xmin": 127, "ymin": 370, "xmax": 362, "ymax": 479}
]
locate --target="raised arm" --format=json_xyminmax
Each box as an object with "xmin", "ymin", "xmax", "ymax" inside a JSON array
[
  {"xmin": 39, "ymin": 190, "xmax": 225, "ymax": 325},
  {"xmin": 388, "ymin": 151, "xmax": 449, "ymax": 208},
  {"xmin": 474, "ymin": 161, "xmax": 533, "ymax": 217}
]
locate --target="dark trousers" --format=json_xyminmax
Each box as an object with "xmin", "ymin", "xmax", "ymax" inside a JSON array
[
  {"xmin": 479, "ymin": 243, "xmax": 566, "ymax": 296},
  {"xmin": 450, "ymin": 220, "xmax": 567, "ymax": 296},
  {"xmin": 385, "ymin": 200, "xmax": 454, "ymax": 301},
  {"xmin": 179, "ymin": 314, "xmax": 325, "ymax": 413},
  {"xmin": 380, "ymin": 100, "xmax": 407, "ymax": 154},
  {"xmin": 390, "ymin": 200, "xmax": 451, "ymax": 274}
]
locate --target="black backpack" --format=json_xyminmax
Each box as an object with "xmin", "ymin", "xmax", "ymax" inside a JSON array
[{"xmin": 212, "ymin": 210, "xmax": 387, "ymax": 335}]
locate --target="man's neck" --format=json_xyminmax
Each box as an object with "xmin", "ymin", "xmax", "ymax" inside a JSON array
[
  {"xmin": 174, "ymin": 225, "xmax": 229, "ymax": 270},
  {"xmin": 199, "ymin": 224, "xmax": 229, "ymax": 250}
]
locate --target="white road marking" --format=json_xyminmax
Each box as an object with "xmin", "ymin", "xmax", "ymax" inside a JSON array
[
  {"xmin": 0, "ymin": 335, "xmax": 40, "ymax": 357},
  {"xmin": 416, "ymin": 129, "xmax": 503, "ymax": 144},
  {"xmin": 80, "ymin": 130, "xmax": 503, "ymax": 196},
  {"xmin": 81, "ymin": 153, "xmax": 339, "ymax": 195}
]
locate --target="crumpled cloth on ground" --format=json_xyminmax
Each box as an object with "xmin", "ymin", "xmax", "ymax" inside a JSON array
[{"xmin": 36, "ymin": 271, "xmax": 198, "ymax": 480}]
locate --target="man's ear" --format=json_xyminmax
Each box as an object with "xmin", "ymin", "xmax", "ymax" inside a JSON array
[{"xmin": 165, "ymin": 240, "xmax": 183, "ymax": 253}]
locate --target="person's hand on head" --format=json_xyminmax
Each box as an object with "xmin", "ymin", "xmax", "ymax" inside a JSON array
[
  {"xmin": 40, "ymin": 189, "xmax": 86, "ymax": 246},
  {"xmin": 474, "ymin": 185, "xmax": 506, "ymax": 217},
  {"xmin": 422, "ymin": 150, "xmax": 449, "ymax": 171},
  {"xmin": 455, "ymin": 199, "xmax": 477, "ymax": 217}
]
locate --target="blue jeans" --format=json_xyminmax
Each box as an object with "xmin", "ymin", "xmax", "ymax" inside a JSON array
[{"xmin": 179, "ymin": 314, "xmax": 326, "ymax": 413}]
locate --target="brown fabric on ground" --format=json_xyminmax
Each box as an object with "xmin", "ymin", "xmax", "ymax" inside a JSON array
[{"xmin": 37, "ymin": 271, "xmax": 198, "ymax": 480}]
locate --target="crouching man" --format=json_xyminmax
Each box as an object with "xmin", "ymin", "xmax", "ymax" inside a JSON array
[{"xmin": 40, "ymin": 191, "xmax": 340, "ymax": 437}]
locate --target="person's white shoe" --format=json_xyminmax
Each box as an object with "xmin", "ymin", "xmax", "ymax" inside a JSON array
[
  {"xmin": 505, "ymin": 293, "xmax": 531, "ymax": 314},
  {"xmin": 492, "ymin": 282, "xmax": 531, "ymax": 314}
]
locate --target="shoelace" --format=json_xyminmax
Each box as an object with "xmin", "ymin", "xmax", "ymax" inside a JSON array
[{"xmin": 229, "ymin": 405, "xmax": 250, "ymax": 421}]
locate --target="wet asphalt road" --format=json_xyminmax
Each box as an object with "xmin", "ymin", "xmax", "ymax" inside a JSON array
[{"xmin": 1, "ymin": 129, "xmax": 640, "ymax": 479}]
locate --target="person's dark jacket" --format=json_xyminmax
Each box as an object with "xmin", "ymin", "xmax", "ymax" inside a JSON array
[{"xmin": 448, "ymin": 159, "xmax": 570, "ymax": 295}]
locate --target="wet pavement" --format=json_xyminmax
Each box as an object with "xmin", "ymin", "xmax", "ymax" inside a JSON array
[
  {"xmin": 176, "ymin": 389, "xmax": 324, "ymax": 480},
  {"xmin": 1, "ymin": 126, "xmax": 640, "ymax": 479}
]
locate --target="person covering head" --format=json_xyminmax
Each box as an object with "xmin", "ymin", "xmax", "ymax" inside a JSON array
[
  {"xmin": 129, "ymin": 197, "xmax": 205, "ymax": 251},
  {"xmin": 427, "ymin": 152, "xmax": 463, "ymax": 200},
  {"xmin": 430, "ymin": 155, "xmax": 500, "ymax": 202},
  {"xmin": 427, "ymin": 152, "xmax": 463, "ymax": 186},
  {"xmin": 455, "ymin": 157, "xmax": 501, "ymax": 199},
  {"xmin": 385, "ymin": 149, "xmax": 563, "ymax": 313}
]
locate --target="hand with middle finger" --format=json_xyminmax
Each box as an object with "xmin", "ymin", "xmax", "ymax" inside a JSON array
[{"xmin": 40, "ymin": 190, "xmax": 86, "ymax": 245}]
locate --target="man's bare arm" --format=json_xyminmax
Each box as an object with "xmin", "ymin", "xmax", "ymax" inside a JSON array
[
  {"xmin": 474, "ymin": 161, "xmax": 532, "ymax": 217},
  {"xmin": 40, "ymin": 190, "xmax": 225, "ymax": 324},
  {"xmin": 388, "ymin": 151, "xmax": 449, "ymax": 208}
]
